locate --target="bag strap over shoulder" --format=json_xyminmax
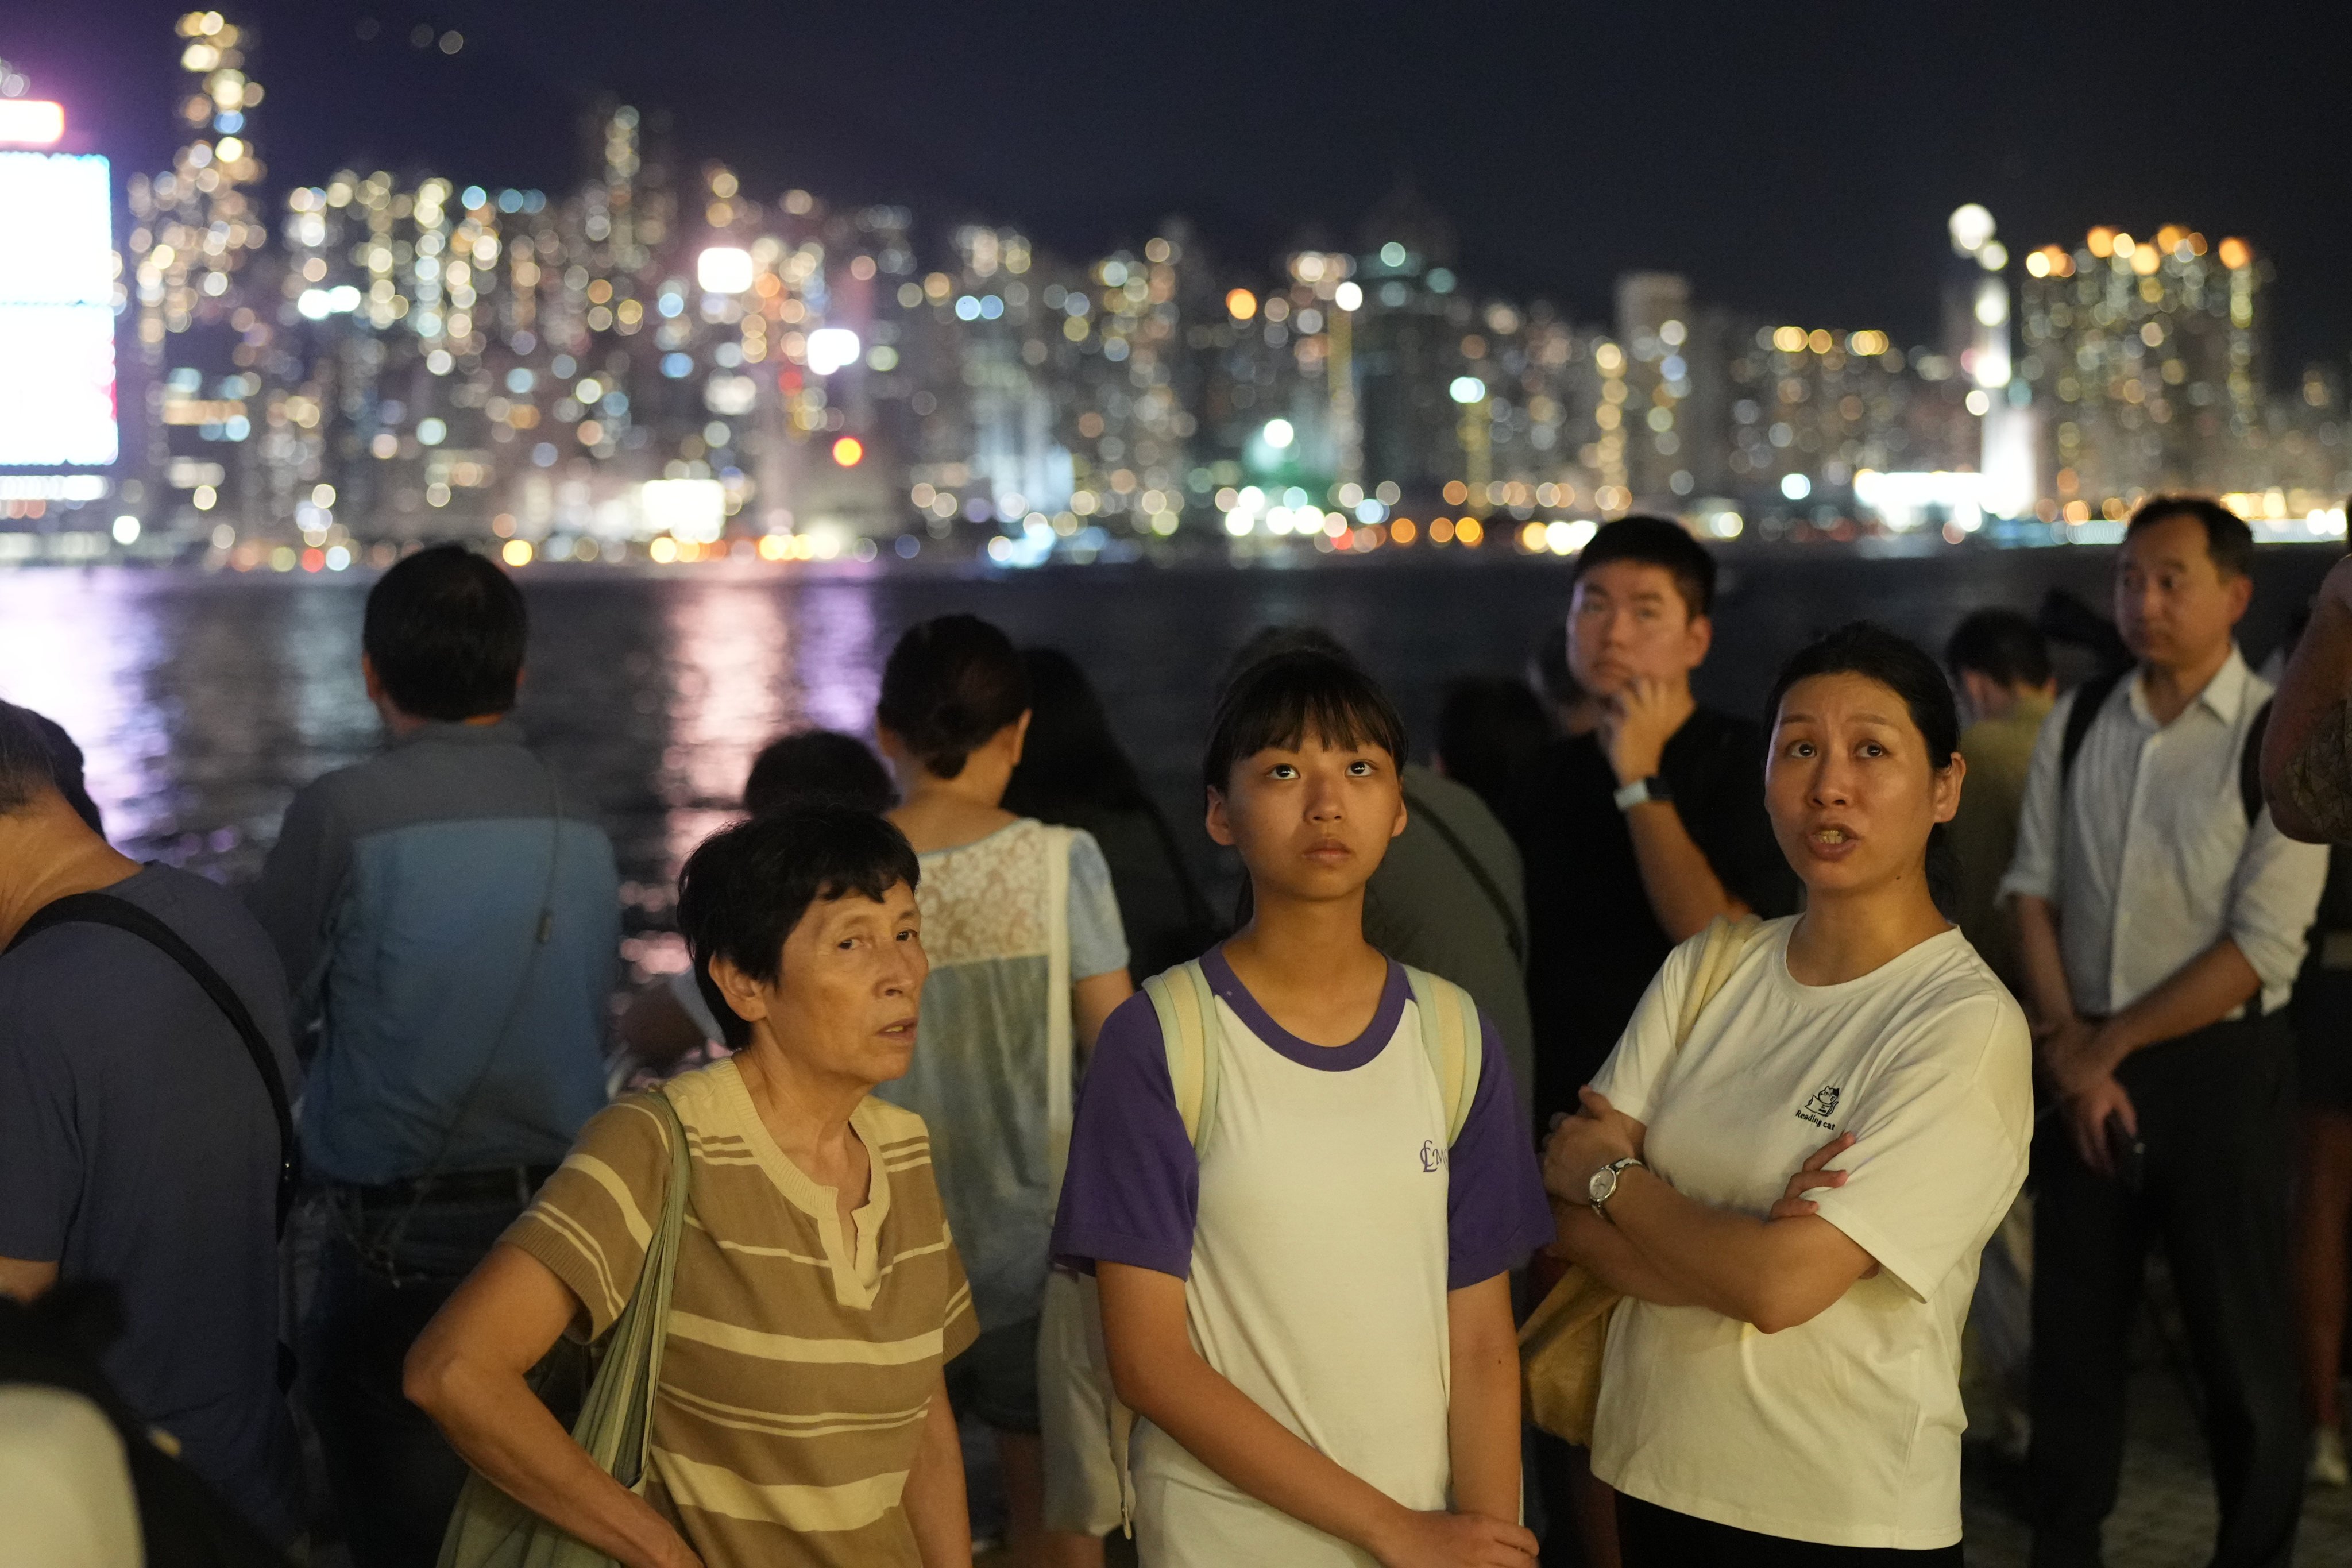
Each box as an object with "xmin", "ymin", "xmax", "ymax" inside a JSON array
[
  {"xmin": 6, "ymin": 891, "xmax": 300, "ymax": 1236},
  {"xmin": 1674, "ymin": 915, "xmax": 1767, "ymax": 1053},
  {"xmin": 1403, "ymin": 967, "xmax": 1484, "ymax": 1145},
  {"xmin": 1142, "ymin": 960, "xmax": 1223, "ymax": 1155}
]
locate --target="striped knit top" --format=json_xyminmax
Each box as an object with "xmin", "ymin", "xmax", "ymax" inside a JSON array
[{"xmin": 504, "ymin": 1056, "xmax": 978, "ymax": 1568}]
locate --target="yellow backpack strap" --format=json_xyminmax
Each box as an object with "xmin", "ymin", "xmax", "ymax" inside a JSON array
[
  {"xmin": 1674, "ymin": 914, "xmax": 1767, "ymax": 1050},
  {"xmin": 1141, "ymin": 960, "xmax": 1223, "ymax": 1155},
  {"xmin": 1403, "ymin": 967, "xmax": 1484, "ymax": 1144}
]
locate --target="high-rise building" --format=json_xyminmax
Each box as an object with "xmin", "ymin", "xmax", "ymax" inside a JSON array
[
  {"xmin": 125, "ymin": 10, "xmax": 272, "ymax": 540},
  {"xmin": 2018, "ymin": 225, "xmax": 2266, "ymax": 515}
]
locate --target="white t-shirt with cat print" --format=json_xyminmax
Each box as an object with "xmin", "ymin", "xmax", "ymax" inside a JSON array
[{"xmin": 1589, "ymin": 917, "xmax": 2030, "ymax": 1550}]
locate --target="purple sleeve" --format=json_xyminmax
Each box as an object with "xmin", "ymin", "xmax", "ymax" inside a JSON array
[
  {"xmin": 1050, "ymin": 990, "xmax": 1199, "ymax": 1279},
  {"xmin": 1447, "ymin": 1012, "xmax": 1555, "ymax": 1289}
]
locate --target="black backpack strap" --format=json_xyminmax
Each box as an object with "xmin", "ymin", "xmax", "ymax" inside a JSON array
[
  {"xmin": 6, "ymin": 893, "xmax": 299, "ymax": 1236},
  {"xmin": 2059, "ymin": 666, "xmax": 2130, "ymax": 796},
  {"xmin": 2242, "ymin": 698, "xmax": 2273, "ymax": 828}
]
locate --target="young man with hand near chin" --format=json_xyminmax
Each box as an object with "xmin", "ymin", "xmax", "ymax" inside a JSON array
[{"xmin": 1516, "ymin": 517, "xmax": 1799, "ymax": 1133}]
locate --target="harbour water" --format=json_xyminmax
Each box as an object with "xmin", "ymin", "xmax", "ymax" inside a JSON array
[{"xmin": 1, "ymin": 546, "xmax": 2336, "ymax": 979}]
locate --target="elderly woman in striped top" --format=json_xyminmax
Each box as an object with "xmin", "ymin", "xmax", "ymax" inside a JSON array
[{"xmin": 407, "ymin": 809, "xmax": 976, "ymax": 1568}]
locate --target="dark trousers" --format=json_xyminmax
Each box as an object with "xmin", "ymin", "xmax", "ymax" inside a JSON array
[
  {"xmin": 303, "ymin": 1191, "xmax": 526, "ymax": 1568},
  {"xmin": 2029, "ymin": 1015, "xmax": 2304, "ymax": 1568},
  {"xmin": 1617, "ymin": 1493, "xmax": 1963, "ymax": 1566}
]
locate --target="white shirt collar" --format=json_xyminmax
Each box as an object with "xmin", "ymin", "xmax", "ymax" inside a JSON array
[{"xmin": 2128, "ymin": 644, "xmax": 2249, "ymax": 728}]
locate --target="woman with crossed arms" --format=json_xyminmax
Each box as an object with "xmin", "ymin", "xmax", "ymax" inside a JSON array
[{"xmin": 1544, "ymin": 623, "xmax": 2032, "ymax": 1566}]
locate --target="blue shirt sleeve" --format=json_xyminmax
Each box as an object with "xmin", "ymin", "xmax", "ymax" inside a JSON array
[
  {"xmin": 1051, "ymin": 990, "xmax": 1196, "ymax": 1278},
  {"xmin": 0, "ymin": 968, "xmax": 80, "ymax": 1262},
  {"xmin": 1065, "ymin": 830, "xmax": 1131, "ymax": 981},
  {"xmin": 1447, "ymin": 1011, "xmax": 1555, "ymax": 1289}
]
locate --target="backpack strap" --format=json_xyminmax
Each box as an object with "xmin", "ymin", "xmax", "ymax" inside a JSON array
[
  {"xmin": 1675, "ymin": 915, "xmax": 1767, "ymax": 1052},
  {"xmin": 1403, "ymin": 967, "xmax": 1484, "ymax": 1144},
  {"xmin": 6, "ymin": 892, "xmax": 300, "ymax": 1236},
  {"xmin": 2242, "ymin": 698, "xmax": 2273, "ymax": 828},
  {"xmin": 1141, "ymin": 960, "xmax": 1223, "ymax": 1155},
  {"xmin": 2059, "ymin": 666, "xmax": 2130, "ymax": 796}
]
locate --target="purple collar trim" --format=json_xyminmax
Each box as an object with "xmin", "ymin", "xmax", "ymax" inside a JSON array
[{"xmin": 1199, "ymin": 945, "xmax": 1408, "ymax": 1072}]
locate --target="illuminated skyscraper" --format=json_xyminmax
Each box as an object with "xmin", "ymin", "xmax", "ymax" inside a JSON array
[
  {"xmin": 125, "ymin": 10, "xmax": 269, "ymax": 536},
  {"xmin": 2018, "ymin": 225, "xmax": 2266, "ymax": 514}
]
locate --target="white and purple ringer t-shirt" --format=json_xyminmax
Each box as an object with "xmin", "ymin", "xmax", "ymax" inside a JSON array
[{"xmin": 1051, "ymin": 948, "xmax": 1551, "ymax": 1567}]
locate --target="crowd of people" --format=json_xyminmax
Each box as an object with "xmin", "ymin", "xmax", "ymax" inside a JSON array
[{"xmin": 2, "ymin": 495, "xmax": 2350, "ymax": 1568}]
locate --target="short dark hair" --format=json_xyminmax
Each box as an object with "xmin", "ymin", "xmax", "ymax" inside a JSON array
[
  {"xmin": 1203, "ymin": 647, "xmax": 1408, "ymax": 794},
  {"xmin": 743, "ymin": 731, "xmax": 896, "ymax": 816},
  {"xmin": 876, "ymin": 615, "xmax": 1031, "ymax": 780},
  {"xmin": 0, "ymin": 701, "xmax": 57, "ymax": 816},
  {"xmin": 675, "ymin": 808, "xmax": 921, "ymax": 1050},
  {"xmin": 1944, "ymin": 609, "xmax": 2052, "ymax": 689},
  {"xmin": 1002, "ymin": 647, "xmax": 1154, "ymax": 817},
  {"xmin": 362, "ymin": 544, "xmax": 528, "ymax": 720},
  {"xmin": 1572, "ymin": 515, "xmax": 1717, "ymax": 619},
  {"xmin": 2125, "ymin": 495, "xmax": 2255, "ymax": 580},
  {"xmin": 1765, "ymin": 622, "xmax": 1962, "ymax": 916}
]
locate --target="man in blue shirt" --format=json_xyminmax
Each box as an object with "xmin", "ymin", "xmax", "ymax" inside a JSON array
[
  {"xmin": 252, "ymin": 545, "xmax": 619, "ymax": 1567},
  {"xmin": 0, "ymin": 701, "xmax": 305, "ymax": 1547}
]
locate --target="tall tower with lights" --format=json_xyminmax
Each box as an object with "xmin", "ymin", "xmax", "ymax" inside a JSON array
[{"xmin": 125, "ymin": 10, "xmax": 270, "ymax": 535}]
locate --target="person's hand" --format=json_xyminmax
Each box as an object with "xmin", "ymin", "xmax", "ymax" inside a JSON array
[
  {"xmin": 1768, "ymin": 1131, "xmax": 1856, "ymax": 1219},
  {"xmin": 1599, "ymin": 675, "xmax": 1697, "ymax": 786},
  {"xmin": 2063, "ymin": 1073, "xmax": 2137, "ymax": 1177},
  {"xmin": 1540, "ymin": 1087, "xmax": 1639, "ymax": 1203},
  {"xmin": 2037, "ymin": 1016, "xmax": 2114, "ymax": 1099},
  {"xmin": 1368, "ymin": 1508, "xmax": 1539, "ymax": 1568}
]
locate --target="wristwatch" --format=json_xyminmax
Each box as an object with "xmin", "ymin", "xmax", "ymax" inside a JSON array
[
  {"xmin": 1613, "ymin": 775, "xmax": 1673, "ymax": 812},
  {"xmin": 1587, "ymin": 1156, "xmax": 1646, "ymax": 1220}
]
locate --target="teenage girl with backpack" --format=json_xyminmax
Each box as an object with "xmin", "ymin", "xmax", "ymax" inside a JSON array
[{"xmin": 1051, "ymin": 647, "xmax": 1551, "ymax": 1567}]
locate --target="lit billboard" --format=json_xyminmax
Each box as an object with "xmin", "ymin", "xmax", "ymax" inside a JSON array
[{"xmin": 0, "ymin": 151, "xmax": 118, "ymax": 468}]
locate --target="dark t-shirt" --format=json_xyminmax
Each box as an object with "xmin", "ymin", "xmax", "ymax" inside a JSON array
[
  {"xmin": 0, "ymin": 865, "xmax": 304, "ymax": 1544},
  {"xmin": 1514, "ymin": 709, "xmax": 1799, "ymax": 1127}
]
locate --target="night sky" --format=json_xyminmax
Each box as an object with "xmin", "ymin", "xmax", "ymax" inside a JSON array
[{"xmin": 20, "ymin": 1, "xmax": 2352, "ymax": 375}]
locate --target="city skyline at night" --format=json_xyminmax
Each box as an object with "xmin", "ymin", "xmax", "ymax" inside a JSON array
[{"xmin": 2, "ymin": 6, "xmax": 2348, "ymax": 570}]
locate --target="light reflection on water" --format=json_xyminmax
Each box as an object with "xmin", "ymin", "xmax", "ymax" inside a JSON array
[{"xmin": 0, "ymin": 551, "xmax": 2331, "ymax": 982}]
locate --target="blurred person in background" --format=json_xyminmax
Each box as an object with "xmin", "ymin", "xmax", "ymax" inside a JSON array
[
  {"xmin": 2005, "ymin": 499, "xmax": 2328, "ymax": 1568},
  {"xmin": 249, "ymin": 544, "xmax": 621, "ymax": 1568},
  {"xmin": 1435, "ymin": 674, "xmax": 1556, "ymax": 828},
  {"xmin": 0, "ymin": 700, "xmax": 305, "ymax": 1549},
  {"xmin": 616, "ymin": 728, "xmax": 898, "ymax": 1082},
  {"xmin": 877, "ymin": 615, "xmax": 1134, "ymax": 1568},
  {"xmin": 1002, "ymin": 647, "xmax": 1220, "ymax": 980},
  {"xmin": 1940, "ymin": 609, "xmax": 2059, "ymax": 1464},
  {"xmin": 1944, "ymin": 609, "xmax": 2059, "ymax": 992}
]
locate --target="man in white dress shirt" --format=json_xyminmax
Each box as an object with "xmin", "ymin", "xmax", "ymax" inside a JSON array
[{"xmin": 2005, "ymin": 497, "xmax": 2330, "ymax": 1568}]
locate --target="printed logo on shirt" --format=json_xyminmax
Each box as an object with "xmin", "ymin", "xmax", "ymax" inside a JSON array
[
  {"xmin": 1795, "ymin": 1084, "xmax": 1843, "ymax": 1129},
  {"xmin": 1419, "ymin": 1140, "xmax": 1446, "ymax": 1172}
]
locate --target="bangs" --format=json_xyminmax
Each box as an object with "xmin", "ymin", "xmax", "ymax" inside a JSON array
[{"xmin": 1203, "ymin": 650, "xmax": 1408, "ymax": 791}]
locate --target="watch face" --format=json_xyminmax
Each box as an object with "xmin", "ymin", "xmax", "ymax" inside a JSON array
[{"xmin": 1587, "ymin": 1164, "xmax": 1615, "ymax": 1204}]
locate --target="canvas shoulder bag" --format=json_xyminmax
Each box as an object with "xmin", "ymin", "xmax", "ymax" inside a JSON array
[
  {"xmin": 436, "ymin": 1089, "xmax": 692, "ymax": 1568},
  {"xmin": 1517, "ymin": 913, "xmax": 1765, "ymax": 1446}
]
